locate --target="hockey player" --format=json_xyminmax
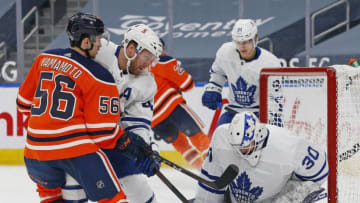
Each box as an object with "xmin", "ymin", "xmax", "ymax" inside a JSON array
[
  {"xmin": 61, "ymin": 24, "xmax": 162, "ymax": 203},
  {"xmin": 149, "ymin": 38, "xmax": 210, "ymax": 170},
  {"xmin": 201, "ymin": 19, "xmax": 281, "ymax": 126},
  {"xmin": 194, "ymin": 111, "xmax": 328, "ymax": 203},
  {"xmin": 16, "ymin": 12, "xmax": 158, "ymax": 203}
]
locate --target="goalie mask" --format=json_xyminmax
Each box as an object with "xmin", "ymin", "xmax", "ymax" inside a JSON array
[
  {"xmin": 228, "ymin": 112, "xmax": 269, "ymax": 166},
  {"xmin": 122, "ymin": 24, "xmax": 163, "ymax": 69},
  {"xmin": 231, "ymin": 19, "xmax": 258, "ymax": 46}
]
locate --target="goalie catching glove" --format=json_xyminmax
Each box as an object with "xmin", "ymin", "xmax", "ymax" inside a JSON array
[
  {"xmin": 202, "ymin": 82, "xmax": 222, "ymax": 110},
  {"xmin": 116, "ymin": 130, "xmax": 161, "ymax": 177}
]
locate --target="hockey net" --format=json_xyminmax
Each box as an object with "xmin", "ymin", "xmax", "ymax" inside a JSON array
[{"xmin": 259, "ymin": 66, "xmax": 360, "ymax": 203}]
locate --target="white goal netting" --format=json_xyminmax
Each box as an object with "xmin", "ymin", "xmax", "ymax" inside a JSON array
[{"xmin": 261, "ymin": 65, "xmax": 360, "ymax": 203}]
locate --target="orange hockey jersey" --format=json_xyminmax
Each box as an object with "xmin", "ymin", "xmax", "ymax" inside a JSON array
[
  {"xmin": 149, "ymin": 56, "xmax": 194, "ymax": 127},
  {"xmin": 16, "ymin": 48, "xmax": 124, "ymax": 161}
]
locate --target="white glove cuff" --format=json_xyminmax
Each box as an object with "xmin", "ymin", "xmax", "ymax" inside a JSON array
[{"xmin": 204, "ymin": 82, "xmax": 222, "ymax": 93}]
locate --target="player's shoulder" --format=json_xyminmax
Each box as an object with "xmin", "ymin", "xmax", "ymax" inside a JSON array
[
  {"xmin": 215, "ymin": 42, "xmax": 237, "ymax": 59},
  {"xmin": 211, "ymin": 123, "xmax": 232, "ymax": 150},
  {"xmin": 258, "ymin": 48, "xmax": 280, "ymax": 62},
  {"xmin": 42, "ymin": 48, "xmax": 115, "ymax": 84},
  {"xmin": 217, "ymin": 42, "xmax": 236, "ymax": 53},
  {"xmin": 128, "ymin": 72, "xmax": 157, "ymax": 99},
  {"xmin": 266, "ymin": 125, "xmax": 304, "ymax": 155},
  {"xmin": 159, "ymin": 55, "xmax": 175, "ymax": 62},
  {"xmin": 157, "ymin": 55, "xmax": 178, "ymax": 67},
  {"xmin": 98, "ymin": 39, "xmax": 120, "ymax": 57}
]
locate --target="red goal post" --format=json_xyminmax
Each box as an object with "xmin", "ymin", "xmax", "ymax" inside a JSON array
[{"xmin": 260, "ymin": 66, "xmax": 360, "ymax": 203}]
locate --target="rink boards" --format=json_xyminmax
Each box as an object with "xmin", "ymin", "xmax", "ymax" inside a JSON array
[{"xmin": 0, "ymin": 85, "xmax": 225, "ymax": 166}]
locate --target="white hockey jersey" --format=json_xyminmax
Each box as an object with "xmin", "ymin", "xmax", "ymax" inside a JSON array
[
  {"xmin": 195, "ymin": 124, "xmax": 328, "ymax": 203},
  {"xmin": 209, "ymin": 42, "xmax": 281, "ymax": 112},
  {"xmin": 95, "ymin": 39, "xmax": 157, "ymax": 143}
]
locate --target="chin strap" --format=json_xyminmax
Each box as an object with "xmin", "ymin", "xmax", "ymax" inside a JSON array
[
  {"xmin": 123, "ymin": 43, "xmax": 140, "ymax": 74},
  {"xmin": 79, "ymin": 43, "xmax": 94, "ymax": 58}
]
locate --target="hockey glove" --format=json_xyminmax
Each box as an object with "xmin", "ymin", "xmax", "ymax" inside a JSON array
[
  {"xmin": 116, "ymin": 130, "xmax": 148, "ymax": 161},
  {"xmin": 135, "ymin": 142, "xmax": 161, "ymax": 177},
  {"xmin": 202, "ymin": 82, "xmax": 222, "ymax": 110}
]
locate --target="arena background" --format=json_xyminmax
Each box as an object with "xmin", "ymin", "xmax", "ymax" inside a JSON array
[{"xmin": 0, "ymin": 0, "xmax": 359, "ymax": 167}]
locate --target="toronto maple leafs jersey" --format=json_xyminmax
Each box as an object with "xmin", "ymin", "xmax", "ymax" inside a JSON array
[
  {"xmin": 95, "ymin": 39, "xmax": 156, "ymax": 143},
  {"xmin": 209, "ymin": 42, "xmax": 281, "ymax": 112},
  {"xmin": 194, "ymin": 124, "xmax": 328, "ymax": 203}
]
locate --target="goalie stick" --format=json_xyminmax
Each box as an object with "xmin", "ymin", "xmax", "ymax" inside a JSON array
[
  {"xmin": 156, "ymin": 170, "xmax": 190, "ymax": 203},
  {"xmin": 150, "ymin": 151, "xmax": 239, "ymax": 189}
]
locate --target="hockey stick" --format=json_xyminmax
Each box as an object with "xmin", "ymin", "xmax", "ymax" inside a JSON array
[
  {"xmin": 224, "ymin": 105, "xmax": 261, "ymax": 116},
  {"xmin": 155, "ymin": 170, "xmax": 190, "ymax": 203},
  {"xmin": 224, "ymin": 105, "xmax": 240, "ymax": 114},
  {"xmin": 208, "ymin": 99, "xmax": 229, "ymax": 140},
  {"xmin": 150, "ymin": 151, "xmax": 239, "ymax": 189},
  {"xmin": 302, "ymin": 188, "xmax": 325, "ymax": 203}
]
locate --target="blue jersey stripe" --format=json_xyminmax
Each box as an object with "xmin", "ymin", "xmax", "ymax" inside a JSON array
[
  {"xmin": 198, "ymin": 182, "xmax": 225, "ymax": 194},
  {"xmin": 201, "ymin": 169, "xmax": 220, "ymax": 180},
  {"xmin": 125, "ymin": 125, "xmax": 149, "ymax": 131}
]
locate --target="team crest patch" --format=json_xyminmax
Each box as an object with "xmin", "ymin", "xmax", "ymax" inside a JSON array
[
  {"xmin": 231, "ymin": 76, "xmax": 256, "ymax": 106},
  {"xmin": 230, "ymin": 172, "xmax": 263, "ymax": 202}
]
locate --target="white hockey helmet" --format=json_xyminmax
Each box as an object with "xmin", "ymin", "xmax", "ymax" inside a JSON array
[
  {"xmin": 228, "ymin": 112, "xmax": 269, "ymax": 166},
  {"xmin": 231, "ymin": 19, "xmax": 258, "ymax": 45},
  {"xmin": 122, "ymin": 24, "xmax": 163, "ymax": 60}
]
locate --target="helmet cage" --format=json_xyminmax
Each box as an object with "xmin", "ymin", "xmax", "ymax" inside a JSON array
[{"xmin": 228, "ymin": 112, "xmax": 269, "ymax": 166}]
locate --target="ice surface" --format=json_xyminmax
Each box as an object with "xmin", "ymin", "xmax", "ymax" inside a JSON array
[{"xmin": 0, "ymin": 166, "xmax": 198, "ymax": 203}]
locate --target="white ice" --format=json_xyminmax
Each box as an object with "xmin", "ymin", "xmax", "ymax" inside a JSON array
[{"xmin": 0, "ymin": 165, "xmax": 198, "ymax": 203}]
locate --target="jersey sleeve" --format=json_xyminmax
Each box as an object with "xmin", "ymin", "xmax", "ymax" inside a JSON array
[
  {"xmin": 119, "ymin": 75, "xmax": 156, "ymax": 144},
  {"xmin": 209, "ymin": 45, "xmax": 228, "ymax": 87},
  {"xmin": 292, "ymin": 137, "xmax": 329, "ymax": 185},
  {"xmin": 16, "ymin": 55, "xmax": 41, "ymax": 116},
  {"xmin": 154, "ymin": 57, "xmax": 194, "ymax": 92},
  {"xmin": 94, "ymin": 39, "xmax": 122, "ymax": 88},
  {"xmin": 194, "ymin": 127, "xmax": 229, "ymax": 203}
]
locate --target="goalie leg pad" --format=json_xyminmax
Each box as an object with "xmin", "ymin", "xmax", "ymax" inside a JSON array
[{"xmin": 273, "ymin": 180, "xmax": 321, "ymax": 203}]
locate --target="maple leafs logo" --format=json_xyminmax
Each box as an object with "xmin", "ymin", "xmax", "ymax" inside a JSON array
[
  {"xmin": 230, "ymin": 172, "xmax": 263, "ymax": 202},
  {"xmin": 231, "ymin": 77, "xmax": 257, "ymax": 106}
]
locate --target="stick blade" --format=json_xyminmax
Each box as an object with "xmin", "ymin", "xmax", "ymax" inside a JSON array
[{"xmin": 213, "ymin": 164, "xmax": 239, "ymax": 189}]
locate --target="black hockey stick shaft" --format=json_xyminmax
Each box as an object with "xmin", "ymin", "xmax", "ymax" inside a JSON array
[
  {"xmin": 155, "ymin": 170, "xmax": 189, "ymax": 203},
  {"xmin": 224, "ymin": 106, "xmax": 240, "ymax": 114},
  {"xmin": 150, "ymin": 152, "xmax": 239, "ymax": 190}
]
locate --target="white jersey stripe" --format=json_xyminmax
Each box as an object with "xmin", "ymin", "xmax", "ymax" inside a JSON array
[
  {"xmin": 25, "ymin": 126, "xmax": 119, "ymax": 150},
  {"xmin": 27, "ymin": 123, "xmax": 117, "ymax": 134},
  {"xmin": 17, "ymin": 94, "xmax": 32, "ymax": 105},
  {"xmin": 179, "ymin": 103, "xmax": 205, "ymax": 129},
  {"xmin": 179, "ymin": 75, "xmax": 192, "ymax": 89},
  {"xmin": 96, "ymin": 149, "xmax": 122, "ymax": 192},
  {"xmin": 154, "ymin": 88, "xmax": 177, "ymax": 108},
  {"xmin": 152, "ymin": 94, "xmax": 181, "ymax": 121}
]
